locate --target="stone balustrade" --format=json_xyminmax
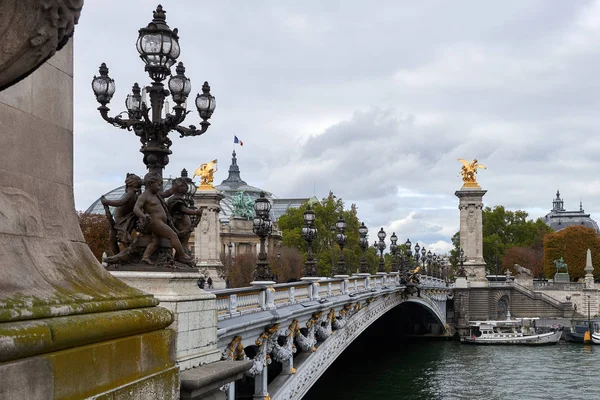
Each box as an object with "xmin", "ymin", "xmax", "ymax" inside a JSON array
[{"xmin": 213, "ymin": 272, "xmax": 449, "ymax": 321}]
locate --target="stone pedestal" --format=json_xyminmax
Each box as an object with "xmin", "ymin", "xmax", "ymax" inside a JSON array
[
  {"xmin": 111, "ymin": 271, "xmax": 221, "ymax": 370},
  {"xmin": 455, "ymin": 187, "xmax": 488, "ymax": 283},
  {"xmin": 194, "ymin": 189, "xmax": 225, "ymax": 285}
]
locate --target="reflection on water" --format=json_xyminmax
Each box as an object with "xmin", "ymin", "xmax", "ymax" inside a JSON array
[{"xmin": 306, "ymin": 338, "xmax": 600, "ymax": 400}]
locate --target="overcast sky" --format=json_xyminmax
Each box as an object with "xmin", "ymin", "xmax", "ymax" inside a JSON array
[{"xmin": 73, "ymin": 0, "xmax": 600, "ymax": 254}]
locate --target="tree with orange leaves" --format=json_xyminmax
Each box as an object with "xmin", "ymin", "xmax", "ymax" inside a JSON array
[{"xmin": 543, "ymin": 225, "xmax": 600, "ymax": 282}]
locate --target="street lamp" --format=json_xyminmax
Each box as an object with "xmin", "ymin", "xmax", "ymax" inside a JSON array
[
  {"xmin": 92, "ymin": 5, "xmax": 216, "ymax": 182},
  {"xmin": 390, "ymin": 232, "xmax": 398, "ymax": 272},
  {"xmin": 377, "ymin": 228, "xmax": 386, "ymax": 273},
  {"xmin": 457, "ymin": 247, "xmax": 467, "ymax": 278},
  {"xmin": 426, "ymin": 249, "xmax": 432, "ymax": 276},
  {"xmin": 252, "ymin": 192, "xmax": 274, "ymax": 281},
  {"xmin": 414, "ymin": 242, "xmax": 421, "ymax": 269},
  {"xmin": 301, "ymin": 205, "xmax": 318, "ymax": 277},
  {"xmin": 358, "ymin": 222, "xmax": 369, "ymax": 274},
  {"xmin": 333, "ymin": 215, "xmax": 348, "ymax": 276}
]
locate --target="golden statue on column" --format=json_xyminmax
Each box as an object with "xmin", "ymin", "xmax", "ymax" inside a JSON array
[
  {"xmin": 458, "ymin": 158, "xmax": 486, "ymax": 188},
  {"xmin": 193, "ymin": 159, "xmax": 218, "ymax": 189}
]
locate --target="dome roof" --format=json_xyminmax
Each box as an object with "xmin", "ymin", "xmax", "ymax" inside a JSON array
[{"xmin": 543, "ymin": 190, "xmax": 599, "ymax": 233}]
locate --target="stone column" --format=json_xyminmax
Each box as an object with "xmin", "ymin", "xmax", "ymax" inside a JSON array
[
  {"xmin": 0, "ymin": 7, "xmax": 178, "ymax": 397},
  {"xmin": 194, "ymin": 189, "xmax": 225, "ymax": 284},
  {"xmin": 455, "ymin": 187, "xmax": 488, "ymax": 284}
]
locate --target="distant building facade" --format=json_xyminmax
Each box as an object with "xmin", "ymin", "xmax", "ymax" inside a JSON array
[{"xmin": 542, "ymin": 190, "xmax": 599, "ymax": 233}]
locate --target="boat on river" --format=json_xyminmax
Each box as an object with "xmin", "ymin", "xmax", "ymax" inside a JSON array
[
  {"xmin": 565, "ymin": 320, "xmax": 600, "ymax": 343},
  {"xmin": 462, "ymin": 318, "xmax": 562, "ymax": 345},
  {"xmin": 592, "ymin": 332, "xmax": 600, "ymax": 344}
]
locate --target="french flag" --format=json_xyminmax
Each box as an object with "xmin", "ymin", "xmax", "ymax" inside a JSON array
[{"xmin": 234, "ymin": 135, "xmax": 244, "ymax": 146}]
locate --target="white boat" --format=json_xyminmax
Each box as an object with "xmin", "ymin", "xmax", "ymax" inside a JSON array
[
  {"xmin": 591, "ymin": 332, "xmax": 600, "ymax": 345},
  {"xmin": 461, "ymin": 318, "xmax": 562, "ymax": 345}
]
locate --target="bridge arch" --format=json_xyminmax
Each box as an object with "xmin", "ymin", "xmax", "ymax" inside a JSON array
[{"xmin": 272, "ymin": 291, "xmax": 448, "ymax": 399}]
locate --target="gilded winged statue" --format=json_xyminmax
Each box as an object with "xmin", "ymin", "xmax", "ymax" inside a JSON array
[
  {"xmin": 458, "ymin": 158, "xmax": 486, "ymax": 187},
  {"xmin": 193, "ymin": 159, "xmax": 218, "ymax": 186}
]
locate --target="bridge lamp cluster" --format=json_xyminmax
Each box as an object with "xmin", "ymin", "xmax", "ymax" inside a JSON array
[
  {"xmin": 333, "ymin": 215, "xmax": 348, "ymax": 276},
  {"xmin": 358, "ymin": 222, "xmax": 370, "ymax": 274},
  {"xmin": 301, "ymin": 205, "xmax": 318, "ymax": 277},
  {"xmin": 252, "ymin": 192, "xmax": 274, "ymax": 281}
]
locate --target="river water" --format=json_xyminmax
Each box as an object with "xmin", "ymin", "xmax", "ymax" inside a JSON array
[{"xmin": 306, "ymin": 333, "xmax": 600, "ymax": 400}]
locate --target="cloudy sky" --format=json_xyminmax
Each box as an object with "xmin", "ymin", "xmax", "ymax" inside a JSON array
[{"xmin": 73, "ymin": 0, "xmax": 600, "ymax": 254}]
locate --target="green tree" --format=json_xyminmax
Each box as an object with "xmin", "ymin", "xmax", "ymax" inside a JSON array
[{"xmin": 277, "ymin": 192, "xmax": 365, "ymax": 276}]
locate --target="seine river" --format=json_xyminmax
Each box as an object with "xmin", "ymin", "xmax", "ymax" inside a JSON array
[{"xmin": 306, "ymin": 332, "xmax": 600, "ymax": 399}]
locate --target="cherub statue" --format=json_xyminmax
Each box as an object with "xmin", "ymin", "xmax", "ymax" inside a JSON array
[
  {"xmin": 193, "ymin": 159, "xmax": 218, "ymax": 186},
  {"xmin": 166, "ymin": 178, "xmax": 214, "ymax": 254},
  {"xmin": 134, "ymin": 172, "xmax": 193, "ymax": 265},
  {"xmin": 458, "ymin": 158, "xmax": 486, "ymax": 185},
  {"xmin": 100, "ymin": 173, "xmax": 142, "ymax": 255}
]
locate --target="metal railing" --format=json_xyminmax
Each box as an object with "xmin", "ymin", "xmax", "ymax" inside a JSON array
[{"xmin": 213, "ymin": 272, "xmax": 450, "ymax": 320}]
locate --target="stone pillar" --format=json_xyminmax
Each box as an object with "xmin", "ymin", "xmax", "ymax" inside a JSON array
[
  {"xmin": 253, "ymin": 363, "xmax": 269, "ymax": 400},
  {"xmin": 194, "ymin": 189, "xmax": 225, "ymax": 284},
  {"xmin": 111, "ymin": 271, "xmax": 221, "ymax": 370},
  {"xmin": 0, "ymin": 8, "xmax": 178, "ymax": 398},
  {"xmin": 455, "ymin": 187, "xmax": 488, "ymax": 284},
  {"xmin": 585, "ymin": 248, "xmax": 595, "ymax": 289}
]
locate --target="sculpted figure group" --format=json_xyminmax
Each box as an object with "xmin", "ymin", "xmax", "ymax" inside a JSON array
[{"xmin": 101, "ymin": 172, "xmax": 217, "ymax": 268}]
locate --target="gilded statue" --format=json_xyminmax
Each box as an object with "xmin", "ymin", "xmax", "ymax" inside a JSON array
[
  {"xmin": 193, "ymin": 159, "xmax": 218, "ymax": 188},
  {"xmin": 458, "ymin": 158, "xmax": 486, "ymax": 188}
]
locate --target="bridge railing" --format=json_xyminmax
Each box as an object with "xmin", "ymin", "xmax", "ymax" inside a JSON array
[
  {"xmin": 213, "ymin": 272, "xmax": 449, "ymax": 320},
  {"xmin": 532, "ymin": 281, "xmax": 585, "ymax": 291}
]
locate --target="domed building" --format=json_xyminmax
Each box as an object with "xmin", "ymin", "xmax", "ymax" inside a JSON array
[{"xmin": 542, "ymin": 190, "xmax": 599, "ymax": 233}]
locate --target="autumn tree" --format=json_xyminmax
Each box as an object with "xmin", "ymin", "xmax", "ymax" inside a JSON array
[
  {"xmin": 77, "ymin": 212, "xmax": 110, "ymax": 261},
  {"xmin": 268, "ymin": 247, "xmax": 304, "ymax": 282},
  {"xmin": 502, "ymin": 247, "xmax": 544, "ymax": 278},
  {"xmin": 543, "ymin": 225, "xmax": 600, "ymax": 282}
]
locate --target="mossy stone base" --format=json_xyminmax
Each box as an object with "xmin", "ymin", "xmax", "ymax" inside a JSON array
[{"xmin": 0, "ymin": 329, "xmax": 178, "ymax": 400}]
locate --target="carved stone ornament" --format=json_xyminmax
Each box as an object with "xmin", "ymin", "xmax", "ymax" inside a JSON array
[
  {"xmin": 467, "ymin": 209, "xmax": 476, "ymax": 233},
  {"xmin": 0, "ymin": 0, "xmax": 83, "ymax": 91}
]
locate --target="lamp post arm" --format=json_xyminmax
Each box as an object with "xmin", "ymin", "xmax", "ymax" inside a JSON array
[
  {"xmin": 97, "ymin": 106, "xmax": 142, "ymax": 130},
  {"xmin": 174, "ymin": 121, "xmax": 210, "ymax": 138}
]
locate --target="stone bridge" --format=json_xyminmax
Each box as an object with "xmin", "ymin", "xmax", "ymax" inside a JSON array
[{"xmin": 213, "ymin": 272, "xmax": 451, "ymax": 400}]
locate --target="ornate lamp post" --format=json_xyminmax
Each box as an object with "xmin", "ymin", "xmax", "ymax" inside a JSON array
[
  {"xmin": 426, "ymin": 249, "xmax": 432, "ymax": 276},
  {"xmin": 252, "ymin": 192, "xmax": 274, "ymax": 281},
  {"xmin": 92, "ymin": 5, "xmax": 216, "ymax": 181},
  {"xmin": 301, "ymin": 205, "xmax": 318, "ymax": 277},
  {"xmin": 358, "ymin": 222, "xmax": 369, "ymax": 274},
  {"xmin": 414, "ymin": 242, "xmax": 421, "ymax": 270},
  {"xmin": 377, "ymin": 228, "xmax": 386, "ymax": 273},
  {"xmin": 333, "ymin": 215, "xmax": 347, "ymax": 276},
  {"xmin": 389, "ymin": 232, "xmax": 398, "ymax": 272},
  {"xmin": 404, "ymin": 238, "xmax": 412, "ymax": 273},
  {"xmin": 457, "ymin": 247, "xmax": 467, "ymax": 278}
]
